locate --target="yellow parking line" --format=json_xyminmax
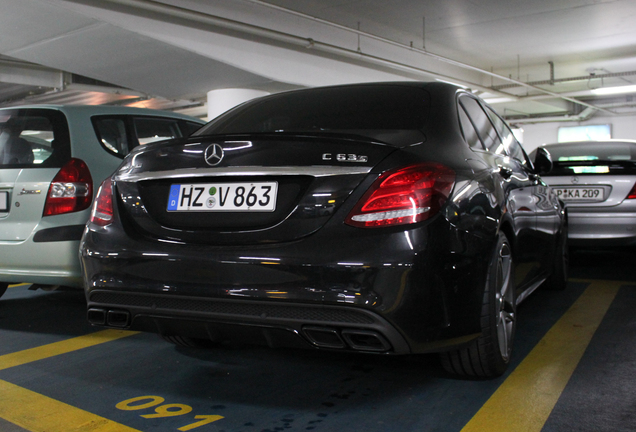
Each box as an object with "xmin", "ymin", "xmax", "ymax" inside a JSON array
[
  {"xmin": 461, "ymin": 280, "xmax": 622, "ymax": 432},
  {"xmin": 0, "ymin": 329, "xmax": 141, "ymax": 431},
  {"xmin": 0, "ymin": 379, "xmax": 141, "ymax": 432},
  {"xmin": 0, "ymin": 329, "xmax": 138, "ymax": 371}
]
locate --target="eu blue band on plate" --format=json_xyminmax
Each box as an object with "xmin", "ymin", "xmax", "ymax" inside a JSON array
[{"xmin": 167, "ymin": 184, "xmax": 180, "ymax": 211}]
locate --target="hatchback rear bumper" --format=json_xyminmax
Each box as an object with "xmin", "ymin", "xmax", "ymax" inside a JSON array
[{"xmin": 0, "ymin": 236, "xmax": 83, "ymax": 286}]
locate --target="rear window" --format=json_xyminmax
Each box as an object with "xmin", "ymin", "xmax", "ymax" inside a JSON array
[
  {"xmin": 0, "ymin": 109, "xmax": 70, "ymax": 168},
  {"xmin": 195, "ymin": 85, "xmax": 429, "ymax": 144},
  {"xmin": 533, "ymin": 142, "xmax": 636, "ymax": 175},
  {"xmin": 539, "ymin": 142, "xmax": 636, "ymax": 162}
]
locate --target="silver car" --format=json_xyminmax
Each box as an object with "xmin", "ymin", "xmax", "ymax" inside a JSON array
[
  {"xmin": 0, "ymin": 105, "xmax": 204, "ymax": 298},
  {"xmin": 532, "ymin": 140, "xmax": 636, "ymax": 246}
]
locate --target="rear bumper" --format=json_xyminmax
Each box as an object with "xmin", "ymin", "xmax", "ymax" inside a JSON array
[
  {"xmin": 81, "ymin": 220, "xmax": 491, "ymax": 355},
  {"xmin": 568, "ymin": 211, "xmax": 636, "ymax": 246},
  {"xmin": 86, "ymin": 291, "xmax": 413, "ymax": 353},
  {"xmin": 0, "ymin": 235, "xmax": 83, "ymax": 287}
]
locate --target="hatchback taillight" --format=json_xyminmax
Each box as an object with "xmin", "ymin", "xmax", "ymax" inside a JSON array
[
  {"xmin": 627, "ymin": 183, "xmax": 636, "ymax": 199},
  {"xmin": 345, "ymin": 163, "xmax": 455, "ymax": 228},
  {"xmin": 90, "ymin": 177, "xmax": 114, "ymax": 227},
  {"xmin": 43, "ymin": 158, "xmax": 93, "ymax": 216}
]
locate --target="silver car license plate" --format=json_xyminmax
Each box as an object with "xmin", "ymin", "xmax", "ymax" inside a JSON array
[
  {"xmin": 554, "ymin": 186, "xmax": 604, "ymax": 202},
  {"xmin": 0, "ymin": 191, "xmax": 7, "ymax": 211},
  {"xmin": 167, "ymin": 182, "xmax": 278, "ymax": 212}
]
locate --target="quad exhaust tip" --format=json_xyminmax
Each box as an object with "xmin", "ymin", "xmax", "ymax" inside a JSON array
[
  {"xmin": 303, "ymin": 326, "xmax": 391, "ymax": 352},
  {"xmin": 86, "ymin": 310, "xmax": 391, "ymax": 352},
  {"xmin": 87, "ymin": 308, "xmax": 130, "ymax": 328},
  {"xmin": 87, "ymin": 308, "xmax": 106, "ymax": 326}
]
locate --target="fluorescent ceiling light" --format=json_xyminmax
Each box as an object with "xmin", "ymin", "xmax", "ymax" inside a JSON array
[{"xmin": 591, "ymin": 84, "xmax": 636, "ymax": 95}]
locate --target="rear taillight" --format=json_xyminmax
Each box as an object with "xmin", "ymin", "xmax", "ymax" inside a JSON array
[
  {"xmin": 346, "ymin": 163, "xmax": 455, "ymax": 228},
  {"xmin": 627, "ymin": 183, "xmax": 636, "ymax": 199},
  {"xmin": 90, "ymin": 177, "xmax": 114, "ymax": 227},
  {"xmin": 43, "ymin": 158, "xmax": 93, "ymax": 216}
]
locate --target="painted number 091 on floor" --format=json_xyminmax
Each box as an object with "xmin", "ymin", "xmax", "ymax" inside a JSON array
[{"xmin": 116, "ymin": 396, "xmax": 223, "ymax": 431}]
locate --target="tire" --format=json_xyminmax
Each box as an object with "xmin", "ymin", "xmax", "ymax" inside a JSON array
[
  {"xmin": 543, "ymin": 226, "xmax": 569, "ymax": 291},
  {"xmin": 440, "ymin": 231, "xmax": 516, "ymax": 378},
  {"xmin": 0, "ymin": 283, "xmax": 7, "ymax": 298},
  {"xmin": 161, "ymin": 335, "xmax": 216, "ymax": 348}
]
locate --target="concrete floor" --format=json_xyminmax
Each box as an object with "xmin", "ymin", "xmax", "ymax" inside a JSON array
[{"xmin": 0, "ymin": 248, "xmax": 634, "ymax": 432}]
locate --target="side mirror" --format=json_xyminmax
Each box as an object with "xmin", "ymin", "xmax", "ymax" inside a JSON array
[{"xmin": 533, "ymin": 147, "xmax": 553, "ymax": 174}]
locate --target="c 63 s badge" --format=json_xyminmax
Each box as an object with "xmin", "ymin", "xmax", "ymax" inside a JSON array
[{"xmin": 322, "ymin": 153, "xmax": 368, "ymax": 163}]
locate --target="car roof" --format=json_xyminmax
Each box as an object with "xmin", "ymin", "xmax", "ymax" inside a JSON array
[
  {"xmin": 0, "ymin": 104, "xmax": 205, "ymax": 122},
  {"xmin": 258, "ymin": 80, "xmax": 464, "ymax": 99}
]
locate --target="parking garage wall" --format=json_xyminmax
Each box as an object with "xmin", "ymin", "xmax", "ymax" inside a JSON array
[{"xmin": 521, "ymin": 115, "xmax": 636, "ymax": 153}]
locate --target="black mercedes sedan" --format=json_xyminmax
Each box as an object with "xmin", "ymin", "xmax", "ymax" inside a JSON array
[{"xmin": 80, "ymin": 82, "xmax": 568, "ymax": 378}]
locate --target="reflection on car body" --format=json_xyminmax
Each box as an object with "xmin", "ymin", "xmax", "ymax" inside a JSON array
[
  {"xmin": 0, "ymin": 105, "xmax": 204, "ymax": 298},
  {"xmin": 80, "ymin": 82, "xmax": 568, "ymax": 378},
  {"xmin": 531, "ymin": 140, "xmax": 636, "ymax": 246}
]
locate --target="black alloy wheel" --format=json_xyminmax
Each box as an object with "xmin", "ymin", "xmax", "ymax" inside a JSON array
[{"xmin": 440, "ymin": 231, "xmax": 516, "ymax": 378}]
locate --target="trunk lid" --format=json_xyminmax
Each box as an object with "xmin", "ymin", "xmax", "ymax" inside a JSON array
[
  {"xmin": 114, "ymin": 134, "xmax": 396, "ymax": 245},
  {"xmin": 0, "ymin": 168, "xmax": 59, "ymax": 241},
  {"xmin": 543, "ymin": 161, "xmax": 636, "ymax": 207},
  {"xmin": 0, "ymin": 107, "xmax": 71, "ymax": 241}
]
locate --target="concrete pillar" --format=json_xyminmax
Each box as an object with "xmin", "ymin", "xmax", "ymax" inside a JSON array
[{"xmin": 207, "ymin": 88, "xmax": 270, "ymax": 121}]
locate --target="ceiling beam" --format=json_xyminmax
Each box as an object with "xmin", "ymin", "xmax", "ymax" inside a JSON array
[{"xmin": 0, "ymin": 57, "xmax": 63, "ymax": 88}]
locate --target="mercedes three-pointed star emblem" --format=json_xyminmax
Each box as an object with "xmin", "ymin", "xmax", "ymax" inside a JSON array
[{"xmin": 204, "ymin": 143, "xmax": 224, "ymax": 166}]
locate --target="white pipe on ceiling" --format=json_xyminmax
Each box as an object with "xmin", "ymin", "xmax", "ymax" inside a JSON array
[
  {"xmin": 243, "ymin": 0, "xmax": 614, "ymax": 115},
  {"xmin": 71, "ymin": 0, "xmax": 615, "ymax": 115}
]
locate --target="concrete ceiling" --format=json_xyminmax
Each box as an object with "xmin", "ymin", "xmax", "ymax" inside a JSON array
[{"xmin": 1, "ymin": 0, "xmax": 636, "ymax": 124}]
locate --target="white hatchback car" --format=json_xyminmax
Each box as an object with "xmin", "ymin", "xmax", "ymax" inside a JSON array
[{"xmin": 0, "ymin": 105, "xmax": 204, "ymax": 297}]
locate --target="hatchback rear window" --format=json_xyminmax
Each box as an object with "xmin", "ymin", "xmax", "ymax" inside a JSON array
[{"xmin": 0, "ymin": 109, "xmax": 70, "ymax": 168}]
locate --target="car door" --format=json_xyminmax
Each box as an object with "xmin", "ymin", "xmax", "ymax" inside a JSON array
[
  {"xmin": 458, "ymin": 95, "xmax": 546, "ymax": 290},
  {"xmin": 485, "ymin": 106, "xmax": 561, "ymax": 256}
]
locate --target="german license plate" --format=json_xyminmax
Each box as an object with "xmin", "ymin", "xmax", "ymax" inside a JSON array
[
  {"xmin": 0, "ymin": 191, "xmax": 7, "ymax": 212},
  {"xmin": 167, "ymin": 182, "xmax": 278, "ymax": 212},
  {"xmin": 554, "ymin": 187, "xmax": 604, "ymax": 202}
]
